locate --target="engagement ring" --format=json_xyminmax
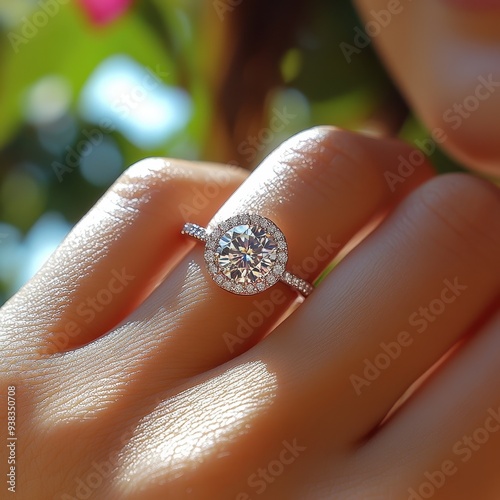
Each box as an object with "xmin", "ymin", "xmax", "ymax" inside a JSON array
[{"xmin": 181, "ymin": 214, "xmax": 314, "ymax": 297}]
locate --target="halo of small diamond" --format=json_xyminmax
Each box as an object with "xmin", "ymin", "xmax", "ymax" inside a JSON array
[{"xmin": 204, "ymin": 214, "xmax": 288, "ymax": 296}]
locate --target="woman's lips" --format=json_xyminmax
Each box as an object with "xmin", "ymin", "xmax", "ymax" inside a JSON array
[{"xmin": 443, "ymin": 0, "xmax": 500, "ymax": 9}]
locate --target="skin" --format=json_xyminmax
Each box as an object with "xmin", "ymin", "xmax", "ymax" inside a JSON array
[
  {"xmin": 1, "ymin": 3, "xmax": 500, "ymax": 499},
  {"xmin": 1, "ymin": 127, "xmax": 499, "ymax": 500},
  {"xmin": 354, "ymin": 0, "xmax": 500, "ymax": 178}
]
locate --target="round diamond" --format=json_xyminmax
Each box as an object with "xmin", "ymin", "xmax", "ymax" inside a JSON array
[{"xmin": 216, "ymin": 224, "xmax": 278, "ymax": 285}]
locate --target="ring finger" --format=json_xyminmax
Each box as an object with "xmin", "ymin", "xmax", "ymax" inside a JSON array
[{"xmin": 89, "ymin": 126, "xmax": 434, "ymax": 387}]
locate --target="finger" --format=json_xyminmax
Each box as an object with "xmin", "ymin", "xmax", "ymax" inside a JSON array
[
  {"xmin": 29, "ymin": 128, "xmax": 435, "ymax": 495},
  {"xmin": 354, "ymin": 305, "xmax": 500, "ymax": 500},
  {"xmin": 245, "ymin": 173, "xmax": 500, "ymax": 443},
  {"xmin": 91, "ymin": 126, "xmax": 434, "ymax": 388},
  {"xmin": 354, "ymin": 0, "xmax": 500, "ymax": 178},
  {"xmin": 0, "ymin": 159, "xmax": 247, "ymax": 355}
]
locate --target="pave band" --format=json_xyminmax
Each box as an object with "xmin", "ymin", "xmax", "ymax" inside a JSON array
[
  {"xmin": 181, "ymin": 215, "xmax": 314, "ymax": 297},
  {"xmin": 182, "ymin": 223, "xmax": 208, "ymax": 242}
]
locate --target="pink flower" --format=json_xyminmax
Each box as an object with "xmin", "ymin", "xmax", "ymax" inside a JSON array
[{"xmin": 78, "ymin": 0, "xmax": 133, "ymax": 26}]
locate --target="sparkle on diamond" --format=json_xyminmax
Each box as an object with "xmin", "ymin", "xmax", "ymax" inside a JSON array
[{"xmin": 217, "ymin": 224, "xmax": 277, "ymax": 284}]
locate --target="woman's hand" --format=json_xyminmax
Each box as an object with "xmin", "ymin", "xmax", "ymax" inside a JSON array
[
  {"xmin": 354, "ymin": 0, "xmax": 500, "ymax": 178},
  {"xmin": 1, "ymin": 127, "xmax": 499, "ymax": 499}
]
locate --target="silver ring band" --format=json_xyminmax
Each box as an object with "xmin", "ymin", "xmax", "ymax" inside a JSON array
[{"xmin": 181, "ymin": 215, "xmax": 314, "ymax": 298}]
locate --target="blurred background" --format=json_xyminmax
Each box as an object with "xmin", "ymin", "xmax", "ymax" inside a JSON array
[{"xmin": 0, "ymin": 0, "xmax": 462, "ymax": 306}]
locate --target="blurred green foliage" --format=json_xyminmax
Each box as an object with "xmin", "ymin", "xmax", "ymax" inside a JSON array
[{"xmin": 0, "ymin": 0, "xmax": 463, "ymax": 305}]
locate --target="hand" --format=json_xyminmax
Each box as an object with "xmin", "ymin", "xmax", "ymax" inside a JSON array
[
  {"xmin": 354, "ymin": 0, "xmax": 500, "ymax": 178},
  {"xmin": 2, "ymin": 127, "xmax": 499, "ymax": 499}
]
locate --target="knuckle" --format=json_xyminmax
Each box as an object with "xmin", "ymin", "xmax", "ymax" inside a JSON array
[
  {"xmin": 276, "ymin": 127, "xmax": 384, "ymax": 201},
  {"xmin": 117, "ymin": 157, "xmax": 191, "ymax": 199},
  {"xmin": 87, "ymin": 157, "xmax": 196, "ymax": 225}
]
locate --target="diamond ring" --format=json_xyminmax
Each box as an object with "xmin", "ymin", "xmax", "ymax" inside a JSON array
[{"xmin": 181, "ymin": 214, "xmax": 314, "ymax": 297}]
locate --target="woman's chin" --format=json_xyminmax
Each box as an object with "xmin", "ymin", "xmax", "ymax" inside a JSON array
[
  {"xmin": 441, "ymin": 132, "xmax": 500, "ymax": 179},
  {"xmin": 428, "ymin": 105, "xmax": 500, "ymax": 177}
]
